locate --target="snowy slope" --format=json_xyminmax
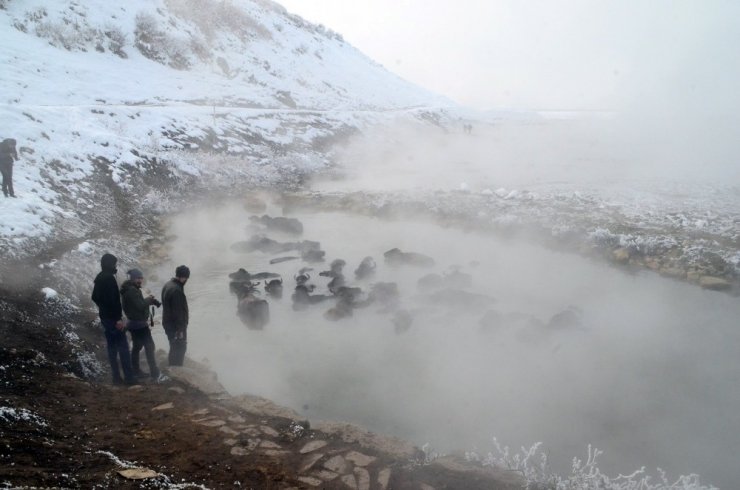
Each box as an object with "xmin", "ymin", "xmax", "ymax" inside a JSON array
[{"xmin": 0, "ymin": 0, "xmax": 455, "ymax": 253}]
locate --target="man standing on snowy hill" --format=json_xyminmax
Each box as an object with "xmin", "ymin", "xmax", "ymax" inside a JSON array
[
  {"xmin": 0, "ymin": 138, "xmax": 18, "ymax": 198},
  {"xmin": 161, "ymin": 265, "xmax": 190, "ymax": 366},
  {"xmin": 92, "ymin": 253, "xmax": 136, "ymax": 385}
]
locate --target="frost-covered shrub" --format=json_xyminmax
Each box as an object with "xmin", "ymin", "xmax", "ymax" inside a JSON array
[
  {"xmin": 35, "ymin": 19, "xmax": 97, "ymax": 51},
  {"xmin": 165, "ymin": 0, "xmax": 271, "ymax": 41},
  {"xmin": 134, "ymin": 12, "xmax": 191, "ymax": 70},
  {"xmin": 189, "ymin": 35, "xmax": 211, "ymax": 62},
  {"xmin": 104, "ymin": 24, "xmax": 127, "ymax": 58},
  {"xmin": 134, "ymin": 12, "xmax": 168, "ymax": 64},
  {"xmin": 0, "ymin": 407, "xmax": 48, "ymax": 428},
  {"xmin": 465, "ymin": 438, "xmax": 717, "ymax": 490}
]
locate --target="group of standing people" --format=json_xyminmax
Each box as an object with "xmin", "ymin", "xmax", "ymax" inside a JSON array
[{"xmin": 91, "ymin": 253, "xmax": 191, "ymax": 385}]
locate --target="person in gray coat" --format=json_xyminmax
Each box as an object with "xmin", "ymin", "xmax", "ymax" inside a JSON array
[{"xmin": 161, "ymin": 265, "xmax": 190, "ymax": 366}]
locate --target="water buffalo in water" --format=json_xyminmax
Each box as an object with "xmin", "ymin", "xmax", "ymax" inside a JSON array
[
  {"xmin": 392, "ymin": 309, "xmax": 414, "ymax": 334},
  {"xmin": 249, "ymin": 215, "xmax": 304, "ymax": 235},
  {"xmin": 354, "ymin": 256, "xmax": 376, "ymax": 280},
  {"xmin": 234, "ymin": 281, "xmax": 270, "ymax": 329},
  {"xmin": 292, "ymin": 284, "xmax": 332, "ymax": 311},
  {"xmin": 323, "ymin": 286, "xmax": 367, "ymax": 321},
  {"xmin": 231, "ymin": 235, "xmax": 293, "ymax": 254},
  {"xmin": 547, "ymin": 306, "xmax": 583, "ymax": 330},
  {"xmin": 231, "ymin": 235, "xmax": 321, "ymax": 255},
  {"xmin": 264, "ymin": 278, "xmax": 283, "ymax": 298},
  {"xmin": 291, "ymin": 272, "xmax": 329, "ymax": 310},
  {"xmin": 384, "ymin": 248, "xmax": 435, "ymax": 268},
  {"xmin": 229, "ymin": 268, "xmax": 280, "ymax": 294},
  {"xmin": 417, "ymin": 270, "xmax": 473, "ymax": 292},
  {"xmin": 417, "ymin": 273, "xmax": 443, "ymax": 292},
  {"xmin": 302, "ymin": 249, "xmax": 326, "ymax": 263},
  {"xmin": 369, "ymin": 282, "xmax": 400, "ymax": 306},
  {"xmin": 320, "ymin": 259, "xmax": 347, "ymax": 292}
]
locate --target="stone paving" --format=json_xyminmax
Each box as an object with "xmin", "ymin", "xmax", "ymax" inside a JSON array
[{"xmin": 159, "ymin": 354, "xmax": 523, "ymax": 490}]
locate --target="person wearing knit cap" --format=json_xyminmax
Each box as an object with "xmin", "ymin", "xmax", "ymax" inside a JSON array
[
  {"xmin": 161, "ymin": 265, "xmax": 190, "ymax": 366},
  {"xmin": 121, "ymin": 268, "xmax": 164, "ymax": 382},
  {"xmin": 91, "ymin": 253, "xmax": 136, "ymax": 385}
]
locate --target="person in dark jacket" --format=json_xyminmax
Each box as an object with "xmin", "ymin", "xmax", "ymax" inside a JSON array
[
  {"xmin": 0, "ymin": 138, "xmax": 18, "ymax": 198},
  {"xmin": 91, "ymin": 253, "xmax": 136, "ymax": 385},
  {"xmin": 121, "ymin": 268, "xmax": 163, "ymax": 381},
  {"xmin": 161, "ymin": 265, "xmax": 190, "ymax": 366}
]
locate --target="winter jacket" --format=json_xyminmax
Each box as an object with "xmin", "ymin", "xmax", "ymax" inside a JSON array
[
  {"xmin": 120, "ymin": 279, "xmax": 156, "ymax": 326},
  {"xmin": 92, "ymin": 269, "xmax": 122, "ymax": 321},
  {"xmin": 161, "ymin": 278, "xmax": 188, "ymax": 332},
  {"xmin": 0, "ymin": 139, "xmax": 17, "ymax": 169}
]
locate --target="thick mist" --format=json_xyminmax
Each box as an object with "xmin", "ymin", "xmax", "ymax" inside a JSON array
[
  {"xmin": 150, "ymin": 116, "xmax": 739, "ymax": 487},
  {"xmin": 312, "ymin": 115, "xmax": 740, "ymax": 195}
]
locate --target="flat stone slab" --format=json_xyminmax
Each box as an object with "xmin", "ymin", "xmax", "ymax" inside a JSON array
[
  {"xmin": 259, "ymin": 440, "xmax": 282, "ymax": 449},
  {"xmin": 260, "ymin": 425, "xmax": 279, "ymax": 437},
  {"xmin": 151, "ymin": 402, "xmax": 174, "ymax": 411},
  {"xmin": 299, "ymin": 440, "xmax": 328, "ymax": 454},
  {"xmin": 263, "ymin": 449, "xmax": 291, "ymax": 457},
  {"xmin": 219, "ymin": 426, "xmax": 239, "ymax": 436},
  {"xmin": 127, "ymin": 385, "xmax": 144, "ymax": 392},
  {"xmin": 191, "ymin": 408, "xmax": 209, "ymax": 416},
  {"xmin": 168, "ymin": 386, "xmax": 185, "ymax": 394},
  {"xmin": 198, "ymin": 419, "xmax": 226, "ymax": 428},
  {"xmin": 354, "ymin": 467, "xmax": 370, "ymax": 490},
  {"xmin": 345, "ymin": 450, "xmax": 376, "ymax": 467},
  {"xmin": 167, "ymin": 365, "xmax": 227, "ymax": 395},
  {"xmin": 230, "ymin": 446, "xmax": 249, "ymax": 456},
  {"xmin": 297, "ymin": 476, "xmax": 322, "ymax": 487},
  {"xmin": 242, "ymin": 426, "xmax": 261, "ymax": 437},
  {"xmin": 323, "ymin": 455, "xmax": 348, "ymax": 474},
  {"xmin": 341, "ymin": 474, "xmax": 358, "ymax": 489},
  {"xmin": 377, "ymin": 468, "xmax": 391, "ymax": 490},
  {"xmin": 300, "ymin": 453, "xmax": 324, "ymax": 473},
  {"xmin": 223, "ymin": 438, "xmax": 238, "ymax": 446},
  {"xmin": 118, "ymin": 468, "xmax": 158, "ymax": 479},
  {"xmin": 228, "ymin": 414, "xmax": 246, "ymax": 424},
  {"xmin": 313, "ymin": 469, "xmax": 338, "ymax": 481}
]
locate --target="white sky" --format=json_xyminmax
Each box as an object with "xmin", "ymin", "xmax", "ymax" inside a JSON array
[{"xmin": 279, "ymin": 0, "xmax": 740, "ymax": 112}]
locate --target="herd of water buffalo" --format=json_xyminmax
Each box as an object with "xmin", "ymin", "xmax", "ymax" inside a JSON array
[{"xmin": 227, "ymin": 214, "xmax": 584, "ymax": 335}]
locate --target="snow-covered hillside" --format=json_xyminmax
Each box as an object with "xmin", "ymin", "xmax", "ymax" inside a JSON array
[{"xmin": 0, "ymin": 0, "xmax": 454, "ymax": 253}]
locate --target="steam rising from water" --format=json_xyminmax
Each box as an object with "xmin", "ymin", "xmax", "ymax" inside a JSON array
[
  {"xmin": 144, "ymin": 115, "xmax": 740, "ymax": 487},
  {"xmin": 157, "ymin": 197, "xmax": 740, "ymax": 487}
]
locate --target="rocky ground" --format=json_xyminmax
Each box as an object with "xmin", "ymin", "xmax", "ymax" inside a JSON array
[{"xmin": 0, "ymin": 260, "xmax": 524, "ymax": 489}]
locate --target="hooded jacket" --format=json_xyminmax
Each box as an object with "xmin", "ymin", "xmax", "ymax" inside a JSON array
[
  {"xmin": 91, "ymin": 254, "xmax": 122, "ymax": 320},
  {"xmin": 120, "ymin": 279, "xmax": 154, "ymax": 325},
  {"xmin": 0, "ymin": 139, "xmax": 17, "ymax": 169},
  {"xmin": 161, "ymin": 278, "xmax": 188, "ymax": 332}
]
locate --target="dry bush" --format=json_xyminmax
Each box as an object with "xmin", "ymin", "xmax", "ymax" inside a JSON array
[
  {"xmin": 134, "ymin": 11, "xmax": 191, "ymax": 70},
  {"xmin": 165, "ymin": 0, "xmax": 271, "ymax": 41}
]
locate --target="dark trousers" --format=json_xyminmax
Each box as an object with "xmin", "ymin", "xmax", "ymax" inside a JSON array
[
  {"xmin": 129, "ymin": 324, "xmax": 160, "ymax": 379},
  {"xmin": 1, "ymin": 164, "xmax": 13, "ymax": 197},
  {"xmin": 164, "ymin": 325, "xmax": 187, "ymax": 366},
  {"xmin": 101, "ymin": 318, "xmax": 134, "ymax": 384}
]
